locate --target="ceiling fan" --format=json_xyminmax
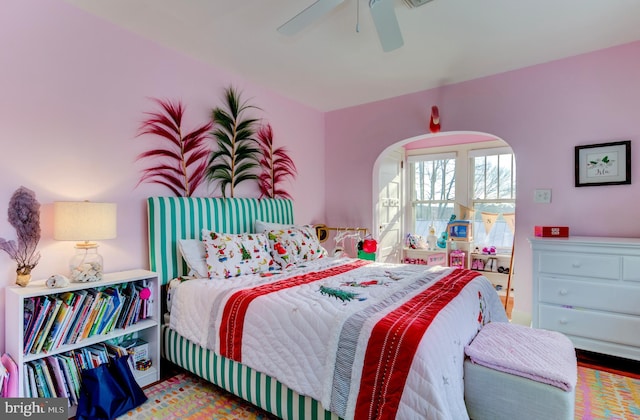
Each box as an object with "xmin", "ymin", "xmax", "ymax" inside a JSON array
[{"xmin": 277, "ymin": 0, "xmax": 434, "ymax": 52}]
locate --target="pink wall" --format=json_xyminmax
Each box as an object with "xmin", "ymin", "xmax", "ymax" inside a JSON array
[
  {"xmin": 0, "ymin": 0, "xmax": 325, "ymax": 352},
  {"xmin": 326, "ymin": 41, "xmax": 640, "ymax": 315}
]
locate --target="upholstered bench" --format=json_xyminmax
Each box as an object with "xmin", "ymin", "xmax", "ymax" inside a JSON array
[{"xmin": 463, "ymin": 322, "xmax": 577, "ymax": 420}]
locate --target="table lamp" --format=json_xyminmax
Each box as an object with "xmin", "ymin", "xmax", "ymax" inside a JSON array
[{"xmin": 54, "ymin": 201, "xmax": 117, "ymax": 282}]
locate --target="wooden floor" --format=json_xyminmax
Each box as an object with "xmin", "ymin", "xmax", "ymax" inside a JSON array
[{"xmin": 576, "ymin": 349, "xmax": 640, "ymax": 379}]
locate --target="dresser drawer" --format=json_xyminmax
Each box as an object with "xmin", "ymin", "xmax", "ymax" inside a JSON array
[
  {"xmin": 538, "ymin": 252, "xmax": 619, "ymax": 279},
  {"xmin": 623, "ymin": 256, "xmax": 640, "ymax": 283},
  {"xmin": 538, "ymin": 277, "xmax": 640, "ymax": 315},
  {"xmin": 538, "ymin": 304, "xmax": 640, "ymax": 348}
]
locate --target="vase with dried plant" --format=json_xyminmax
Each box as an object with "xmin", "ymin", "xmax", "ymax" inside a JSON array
[
  {"xmin": 136, "ymin": 98, "xmax": 213, "ymax": 197},
  {"xmin": 256, "ymin": 123, "xmax": 297, "ymax": 199},
  {"xmin": 0, "ymin": 186, "xmax": 41, "ymax": 287}
]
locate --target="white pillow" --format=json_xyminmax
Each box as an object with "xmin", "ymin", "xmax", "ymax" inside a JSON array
[
  {"xmin": 202, "ymin": 230, "xmax": 274, "ymax": 279},
  {"xmin": 177, "ymin": 239, "xmax": 208, "ymax": 278},
  {"xmin": 255, "ymin": 219, "xmax": 294, "ymax": 233}
]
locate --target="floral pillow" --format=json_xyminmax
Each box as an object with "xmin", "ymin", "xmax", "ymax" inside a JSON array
[
  {"xmin": 202, "ymin": 230, "xmax": 274, "ymax": 279},
  {"xmin": 266, "ymin": 226, "xmax": 328, "ymax": 269}
]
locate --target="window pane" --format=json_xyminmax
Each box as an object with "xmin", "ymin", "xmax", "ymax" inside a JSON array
[
  {"xmin": 472, "ymin": 203, "xmax": 515, "ymax": 251},
  {"xmin": 412, "ymin": 159, "xmax": 456, "ymax": 201},
  {"xmin": 498, "ymin": 154, "xmax": 514, "ymax": 199},
  {"xmin": 474, "ymin": 158, "xmax": 486, "ymax": 200},
  {"xmin": 471, "ymin": 152, "xmax": 516, "ymax": 251},
  {"xmin": 414, "ymin": 202, "xmax": 455, "ymax": 238}
]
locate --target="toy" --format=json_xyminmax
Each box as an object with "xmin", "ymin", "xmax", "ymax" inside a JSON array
[
  {"xmin": 448, "ymin": 220, "xmax": 472, "ymax": 241},
  {"xmin": 426, "ymin": 225, "xmax": 438, "ymax": 250},
  {"xmin": 436, "ymin": 232, "xmax": 447, "ymax": 249},
  {"xmin": 406, "ymin": 234, "xmax": 427, "ymax": 249},
  {"xmin": 449, "ymin": 249, "xmax": 465, "ymax": 268}
]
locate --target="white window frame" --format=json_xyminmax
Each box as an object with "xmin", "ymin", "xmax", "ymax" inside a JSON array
[
  {"xmin": 405, "ymin": 141, "xmax": 515, "ymax": 249},
  {"xmin": 468, "ymin": 147, "xmax": 516, "ymax": 251}
]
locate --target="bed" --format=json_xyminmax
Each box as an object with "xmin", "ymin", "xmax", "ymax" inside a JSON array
[{"xmin": 148, "ymin": 196, "xmax": 508, "ymax": 420}]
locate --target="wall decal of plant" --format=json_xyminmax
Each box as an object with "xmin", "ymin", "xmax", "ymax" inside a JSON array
[
  {"xmin": 207, "ymin": 86, "xmax": 261, "ymax": 198},
  {"xmin": 136, "ymin": 98, "xmax": 213, "ymax": 197},
  {"xmin": 256, "ymin": 123, "xmax": 297, "ymax": 200}
]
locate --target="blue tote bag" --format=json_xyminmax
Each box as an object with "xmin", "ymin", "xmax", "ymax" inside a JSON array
[{"xmin": 76, "ymin": 355, "xmax": 147, "ymax": 420}]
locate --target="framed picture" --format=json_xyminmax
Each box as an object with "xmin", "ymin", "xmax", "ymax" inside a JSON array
[{"xmin": 575, "ymin": 140, "xmax": 631, "ymax": 187}]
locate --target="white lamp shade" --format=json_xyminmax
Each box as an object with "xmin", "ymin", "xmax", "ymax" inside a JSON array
[{"xmin": 54, "ymin": 201, "xmax": 117, "ymax": 242}]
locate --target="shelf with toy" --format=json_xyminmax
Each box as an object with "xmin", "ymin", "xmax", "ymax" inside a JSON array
[
  {"xmin": 469, "ymin": 251, "xmax": 512, "ymax": 275},
  {"xmin": 403, "ymin": 248, "xmax": 447, "ymax": 265}
]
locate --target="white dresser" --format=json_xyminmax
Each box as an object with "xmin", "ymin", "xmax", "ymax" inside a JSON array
[{"xmin": 530, "ymin": 236, "xmax": 640, "ymax": 361}]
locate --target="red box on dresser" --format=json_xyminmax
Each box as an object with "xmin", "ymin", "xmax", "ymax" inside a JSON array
[{"xmin": 534, "ymin": 226, "xmax": 569, "ymax": 237}]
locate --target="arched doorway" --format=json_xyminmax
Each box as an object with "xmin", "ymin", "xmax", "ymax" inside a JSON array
[{"xmin": 373, "ymin": 131, "xmax": 516, "ymax": 317}]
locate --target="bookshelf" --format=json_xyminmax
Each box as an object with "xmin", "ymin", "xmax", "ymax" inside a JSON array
[{"xmin": 5, "ymin": 269, "xmax": 160, "ymax": 418}]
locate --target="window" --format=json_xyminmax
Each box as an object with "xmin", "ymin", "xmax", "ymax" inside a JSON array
[
  {"xmin": 407, "ymin": 144, "xmax": 515, "ymax": 252},
  {"xmin": 470, "ymin": 147, "xmax": 516, "ymax": 252},
  {"xmin": 408, "ymin": 152, "xmax": 457, "ymax": 240}
]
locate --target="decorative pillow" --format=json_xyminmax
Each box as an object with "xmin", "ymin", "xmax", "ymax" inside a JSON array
[
  {"xmin": 177, "ymin": 239, "xmax": 208, "ymax": 278},
  {"xmin": 254, "ymin": 219, "xmax": 294, "ymax": 233},
  {"xmin": 202, "ymin": 230, "xmax": 274, "ymax": 279},
  {"xmin": 266, "ymin": 226, "xmax": 328, "ymax": 268}
]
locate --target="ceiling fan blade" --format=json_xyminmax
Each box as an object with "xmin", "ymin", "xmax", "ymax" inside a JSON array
[
  {"xmin": 369, "ymin": 0, "xmax": 404, "ymax": 52},
  {"xmin": 278, "ymin": 0, "xmax": 345, "ymax": 36}
]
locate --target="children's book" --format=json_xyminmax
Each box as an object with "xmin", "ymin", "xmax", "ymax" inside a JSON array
[
  {"xmin": 99, "ymin": 287, "xmax": 123, "ymax": 334},
  {"xmin": 58, "ymin": 353, "xmax": 80, "ymax": 404},
  {"xmin": 66, "ymin": 291, "xmax": 95, "ymax": 344},
  {"xmin": 42, "ymin": 297, "xmax": 72, "ymax": 353},
  {"xmin": 25, "ymin": 363, "xmax": 37, "ymax": 398},
  {"xmin": 78, "ymin": 291, "xmax": 105, "ymax": 341},
  {"xmin": 89, "ymin": 293, "xmax": 111, "ymax": 337},
  {"xmin": 31, "ymin": 360, "xmax": 51, "ymax": 398},
  {"xmin": 32, "ymin": 298, "xmax": 63, "ymax": 354},
  {"xmin": 55, "ymin": 290, "xmax": 87, "ymax": 349},
  {"xmin": 45, "ymin": 356, "xmax": 69, "ymax": 403},
  {"xmin": 24, "ymin": 297, "xmax": 51, "ymax": 354}
]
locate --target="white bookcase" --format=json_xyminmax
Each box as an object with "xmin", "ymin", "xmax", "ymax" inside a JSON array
[{"xmin": 5, "ymin": 269, "xmax": 160, "ymax": 417}]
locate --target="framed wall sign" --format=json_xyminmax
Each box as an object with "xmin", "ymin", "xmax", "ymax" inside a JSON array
[{"xmin": 575, "ymin": 140, "xmax": 631, "ymax": 187}]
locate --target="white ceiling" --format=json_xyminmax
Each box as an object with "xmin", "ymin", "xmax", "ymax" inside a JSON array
[{"xmin": 62, "ymin": 0, "xmax": 640, "ymax": 111}]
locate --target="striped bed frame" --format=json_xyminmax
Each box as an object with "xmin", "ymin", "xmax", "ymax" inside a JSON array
[{"xmin": 147, "ymin": 197, "xmax": 339, "ymax": 420}]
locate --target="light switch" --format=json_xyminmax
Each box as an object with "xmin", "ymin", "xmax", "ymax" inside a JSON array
[{"xmin": 534, "ymin": 189, "xmax": 552, "ymax": 203}]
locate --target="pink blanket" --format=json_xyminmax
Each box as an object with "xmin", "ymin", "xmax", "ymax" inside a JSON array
[{"xmin": 464, "ymin": 322, "xmax": 577, "ymax": 391}]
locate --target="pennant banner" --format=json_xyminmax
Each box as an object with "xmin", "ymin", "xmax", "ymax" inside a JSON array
[
  {"xmin": 503, "ymin": 213, "xmax": 515, "ymax": 234},
  {"xmin": 458, "ymin": 204, "xmax": 475, "ymax": 220},
  {"xmin": 481, "ymin": 212, "xmax": 499, "ymax": 235}
]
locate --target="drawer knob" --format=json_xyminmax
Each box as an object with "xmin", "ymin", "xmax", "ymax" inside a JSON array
[
  {"xmin": 571, "ymin": 262, "xmax": 581, "ymax": 268},
  {"xmin": 558, "ymin": 288, "xmax": 568, "ymax": 296},
  {"xmin": 559, "ymin": 318, "xmax": 568, "ymax": 325}
]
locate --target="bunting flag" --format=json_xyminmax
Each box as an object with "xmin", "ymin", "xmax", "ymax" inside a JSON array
[
  {"xmin": 458, "ymin": 204, "xmax": 475, "ymax": 220},
  {"xmin": 481, "ymin": 212, "xmax": 499, "ymax": 235},
  {"xmin": 503, "ymin": 213, "xmax": 516, "ymax": 234}
]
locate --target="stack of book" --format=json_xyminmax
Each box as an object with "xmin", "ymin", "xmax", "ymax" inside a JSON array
[
  {"xmin": 22, "ymin": 342, "xmax": 132, "ymax": 405},
  {"xmin": 23, "ymin": 280, "xmax": 153, "ymax": 356}
]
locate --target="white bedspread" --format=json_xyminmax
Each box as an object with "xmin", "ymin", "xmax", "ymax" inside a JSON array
[{"xmin": 169, "ymin": 258, "xmax": 507, "ymax": 419}]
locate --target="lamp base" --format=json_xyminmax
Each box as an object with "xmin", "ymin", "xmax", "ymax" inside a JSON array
[{"xmin": 70, "ymin": 245, "xmax": 104, "ymax": 282}]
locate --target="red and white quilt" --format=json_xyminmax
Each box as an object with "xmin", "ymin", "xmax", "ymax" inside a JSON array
[{"xmin": 169, "ymin": 258, "xmax": 508, "ymax": 419}]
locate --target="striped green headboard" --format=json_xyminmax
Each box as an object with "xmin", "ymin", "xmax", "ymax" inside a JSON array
[{"xmin": 147, "ymin": 197, "xmax": 294, "ymax": 285}]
